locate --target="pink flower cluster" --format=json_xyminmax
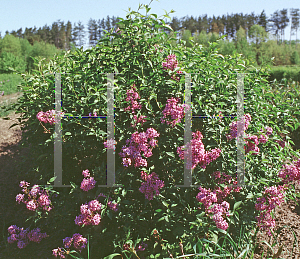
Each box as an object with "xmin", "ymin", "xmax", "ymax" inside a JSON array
[
  {"xmin": 80, "ymin": 169, "xmax": 97, "ymax": 192},
  {"xmin": 74, "ymin": 199, "xmax": 102, "ymax": 226},
  {"xmin": 36, "ymin": 110, "xmax": 65, "ymax": 125},
  {"xmin": 123, "ymin": 84, "xmax": 148, "ymax": 129},
  {"xmin": 278, "ymin": 158, "xmax": 300, "ymax": 184},
  {"xmin": 261, "ymin": 126, "xmax": 273, "ymax": 136},
  {"xmin": 226, "ymin": 114, "xmax": 252, "ymax": 141},
  {"xmin": 107, "ymin": 201, "xmax": 119, "ymax": 212},
  {"xmin": 124, "ymin": 84, "xmax": 142, "ymax": 114},
  {"xmin": 196, "ymin": 187, "xmax": 230, "ymax": 230},
  {"xmin": 139, "ymin": 171, "xmax": 164, "ymax": 200},
  {"xmin": 162, "ymin": 54, "xmax": 178, "ymax": 71},
  {"xmin": 16, "ymin": 181, "xmax": 52, "ymax": 212},
  {"xmin": 131, "ymin": 114, "xmax": 147, "ymax": 128},
  {"xmin": 52, "ymin": 233, "xmax": 87, "ymax": 258},
  {"xmin": 177, "ymin": 130, "xmax": 221, "ymax": 170},
  {"xmin": 135, "ymin": 241, "xmax": 148, "ymax": 251},
  {"xmin": 258, "ymin": 134, "xmax": 268, "ymax": 144},
  {"xmin": 244, "ymin": 134, "xmax": 260, "ymax": 155},
  {"xmin": 212, "ymin": 171, "xmax": 242, "ymax": 201},
  {"xmin": 196, "ymin": 171, "xmax": 243, "ymax": 230},
  {"xmin": 257, "ymin": 126, "xmax": 272, "ymax": 144},
  {"xmin": 97, "ymin": 193, "xmax": 119, "ymax": 212},
  {"xmin": 119, "ymin": 128, "xmax": 160, "ymax": 168},
  {"xmin": 162, "ymin": 54, "xmax": 183, "ymax": 81},
  {"xmin": 226, "ymin": 114, "xmax": 276, "ymax": 155},
  {"xmin": 7, "ymin": 225, "xmax": 48, "ymax": 249},
  {"xmin": 160, "ymin": 97, "xmax": 188, "ymax": 127},
  {"xmin": 255, "ymin": 185, "xmax": 287, "ymax": 236}
]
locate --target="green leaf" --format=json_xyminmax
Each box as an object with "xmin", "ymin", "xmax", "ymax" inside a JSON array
[
  {"xmin": 233, "ymin": 201, "xmax": 243, "ymax": 211},
  {"xmin": 246, "ymin": 193, "xmax": 253, "ymax": 199},
  {"xmin": 166, "ymin": 152, "xmax": 175, "ymax": 158},
  {"xmin": 48, "ymin": 176, "xmax": 57, "ymax": 183},
  {"xmin": 162, "ymin": 201, "xmax": 169, "ymax": 208},
  {"xmin": 103, "ymin": 254, "xmax": 122, "ymax": 259}
]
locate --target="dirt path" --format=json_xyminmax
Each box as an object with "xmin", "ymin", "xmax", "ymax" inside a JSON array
[{"xmin": 0, "ymin": 109, "xmax": 299, "ymax": 258}]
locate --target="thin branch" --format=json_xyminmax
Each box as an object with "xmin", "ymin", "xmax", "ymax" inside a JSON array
[{"xmin": 179, "ymin": 241, "xmax": 186, "ymax": 259}]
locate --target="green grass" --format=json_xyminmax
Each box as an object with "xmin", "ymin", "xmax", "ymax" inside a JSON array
[
  {"xmin": 0, "ymin": 73, "xmax": 24, "ymax": 95},
  {"xmin": 0, "ymin": 73, "xmax": 24, "ymax": 117}
]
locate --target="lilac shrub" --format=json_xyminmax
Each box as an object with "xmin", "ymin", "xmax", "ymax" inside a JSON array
[
  {"xmin": 80, "ymin": 169, "xmax": 97, "ymax": 192},
  {"xmin": 139, "ymin": 171, "xmax": 165, "ymax": 200},
  {"xmin": 74, "ymin": 199, "xmax": 103, "ymax": 226},
  {"xmin": 16, "ymin": 181, "xmax": 53, "ymax": 212},
  {"xmin": 52, "ymin": 233, "xmax": 87, "ymax": 258},
  {"xmin": 7, "ymin": 225, "xmax": 48, "ymax": 249}
]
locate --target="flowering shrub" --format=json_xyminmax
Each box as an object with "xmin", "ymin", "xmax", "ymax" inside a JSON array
[
  {"xmin": 7, "ymin": 225, "xmax": 48, "ymax": 249},
  {"xmin": 36, "ymin": 109, "xmax": 65, "ymax": 125},
  {"xmin": 255, "ymin": 185, "xmax": 288, "ymax": 236},
  {"xmin": 52, "ymin": 233, "xmax": 87, "ymax": 258},
  {"xmin": 177, "ymin": 130, "xmax": 222, "ymax": 170},
  {"xmin": 160, "ymin": 97, "xmax": 186, "ymax": 127},
  {"xmin": 139, "ymin": 171, "xmax": 165, "ymax": 200},
  {"xmin": 7, "ymin": 4, "xmax": 300, "ymax": 259},
  {"xmin": 16, "ymin": 181, "xmax": 53, "ymax": 212},
  {"xmin": 118, "ymin": 127, "xmax": 160, "ymax": 168},
  {"xmin": 80, "ymin": 169, "xmax": 97, "ymax": 192},
  {"xmin": 74, "ymin": 199, "xmax": 102, "ymax": 226}
]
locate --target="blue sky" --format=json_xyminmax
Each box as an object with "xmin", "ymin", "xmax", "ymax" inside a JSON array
[{"xmin": 1, "ymin": 0, "xmax": 299, "ymax": 49}]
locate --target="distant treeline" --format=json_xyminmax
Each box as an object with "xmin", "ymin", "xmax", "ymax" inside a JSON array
[
  {"xmin": 0, "ymin": 8, "xmax": 299, "ymax": 73},
  {"xmin": 1, "ymin": 8, "xmax": 299, "ymax": 50}
]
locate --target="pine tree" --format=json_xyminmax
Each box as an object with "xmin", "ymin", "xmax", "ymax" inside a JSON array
[
  {"xmin": 290, "ymin": 8, "xmax": 300, "ymax": 46},
  {"xmin": 58, "ymin": 21, "xmax": 66, "ymax": 49},
  {"xmin": 88, "ymin": 18, "xmax": 98, "ymax": 47},
  {"xmin": 105, "ymin": 15, "xmax": 112, "ymax": 33},
  {"xmin": 66, "ymin": 21, "xmax": 72, "ymax": 50},
  {"xmin": 73, "ymin": 21, "xmax": 86, "ymax": 48},
  {"xmin": 258, "ymin": 10, "xmax": 268, "ymax": 32},
  {"xmin": 268, "ymin": 10, "xmax": 281, "ymax": 44},
  {"xmin": 16, "ymin": 28, "xmax": 23, "ymax": 38},
  {"xmin": 169, "ymin": 17, "xmax": 181, "ymax": 32},
  {"xmin": 279, "ymin": 9, "xmax": 289, "ymax": 44}
]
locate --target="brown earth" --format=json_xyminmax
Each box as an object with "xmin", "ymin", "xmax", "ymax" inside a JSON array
[{"xmin": 0, "ymin": 109, "xmax": 300, "ymax": 258}]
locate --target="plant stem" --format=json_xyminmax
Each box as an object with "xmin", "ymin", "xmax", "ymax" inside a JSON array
[{"xmin": 179, "ymin": 241, "xmax": 186, "ymax": 259}]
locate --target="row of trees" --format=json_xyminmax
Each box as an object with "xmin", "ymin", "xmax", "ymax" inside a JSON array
[
  {"xmin": 0, "ymin": 8, "xmax": 299, "ymax": 73},
  {"xmin": 0, "ymin": 34, "xmax": 61, "ymax": 73},
  {"xmin": 0, "ymin": 9, "xmax": 299, "ymax": 50},
  {"xmin": 175, "ymin": 25, "xmax": 300, "ymax": 66},
  {"xmin": 170, "ymin": 8, "xmax": 300, "ymax": 45},
  {"xmin": 0, "ymin": 16, "xmax": 120, "ymax": 50}
]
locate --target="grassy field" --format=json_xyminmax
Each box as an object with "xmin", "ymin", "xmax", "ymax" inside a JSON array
[
  {"xmin": 0, "ymin": 74, "xmax": 24, "ymax": 117},
  {"xmin": 0, "ymin": 73, "xmax": 24, "ymax": 95}
]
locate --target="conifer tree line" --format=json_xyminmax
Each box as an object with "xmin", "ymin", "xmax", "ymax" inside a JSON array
[
  {"xmin": 167, "ymin": 8, "xmax": 300, "ymax": 44},
  {"xmin": 0, "ymin": 8, "xmax": 300, "ymax": 73},
  {"xmin": 0, "ymin": 8, "xmax": 299, "ymax": 50},
  {"xmin": 0, "ymin": 15, "xmax": 120, "ymax": 50}
]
